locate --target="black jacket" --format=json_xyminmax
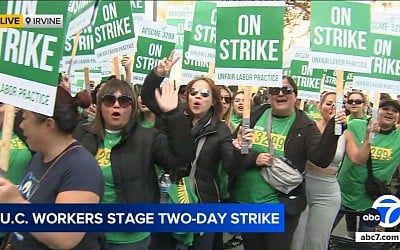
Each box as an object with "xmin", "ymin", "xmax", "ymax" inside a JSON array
[
  {"xmin": 141, "ymin": 70, "xmax": 240, "ymax": 203},
  {"xmin": 74, "ymin": 109, "xmax": 195, "ymax": 204}
]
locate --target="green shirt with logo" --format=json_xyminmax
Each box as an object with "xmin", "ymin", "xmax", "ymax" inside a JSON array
[
  {"xmin": 233, "ymin": 109, "xmax": 295, "ymax": 203},
  {"xmin": 338, "ymin": 119, "xmax": 400, "ymax": 211},
  {"xmin": 96, "ymin": 130, "xmax": 149, "ymax": 244}
]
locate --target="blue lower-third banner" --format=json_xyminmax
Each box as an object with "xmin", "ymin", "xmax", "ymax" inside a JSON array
[{"xmin": 0, "ymin": 204, "xmax": 284, "ymax": 232}]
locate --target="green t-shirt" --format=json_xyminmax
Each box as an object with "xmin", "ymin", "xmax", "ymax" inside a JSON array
[
  {"xmin": 141, "ymin": 119, "xmax": 155, "ymax": 129},
  {"xmin": 0, "ymin": 132, "xmax": 31, "ymax": 238},
  {"xmin": 338, "ymin": 119, "xmax": 400, "ymax": 211},
  {"xmin": 1, "ymin": 132, "xmax": 31, "ymax": 184},
  {"xmin": 233, "ymin": 109, "xmax": 295, "ymax": 203},
  {"xmin": 305, "ymin": 103, "xmax": 322, "ymax": 121},
  {"xmin": 346, "ymin": 113, "xmax": 370, "ymax": 122},
  {"xmin": 96, "ymin": 130, "xmax": 149, "ymax": 244}
]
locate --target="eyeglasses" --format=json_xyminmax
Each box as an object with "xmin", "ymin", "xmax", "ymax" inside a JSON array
[
  {"xmin": 101, "ymin": 94, "xmax": 133, "ymax": 108},
  {"xmin": 347, "ymin": 99, "xmax": 363, "ymax": 105},
  {"xmin": 189, "ymin": 89, "xmax": 210, "ymax": 98},
  {"xmin": 221, "ymin": 96, "xmax": 232, "ymax": 103},
  {"xmin": 269, "ymin": 86, "xmax": 294, "ymax": 96}
]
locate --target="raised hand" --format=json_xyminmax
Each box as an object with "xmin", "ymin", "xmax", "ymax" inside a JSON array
[
  {"xmin": 155, "ymin": 50, "xmax": 180, "ymax": 77},
  {"xmin": 155, "ymin": 80, "xmax": 179, "ymax": 113}
]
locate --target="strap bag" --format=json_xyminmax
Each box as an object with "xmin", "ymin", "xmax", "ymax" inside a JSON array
[
  {"xmin": 260, "ymin": 110, "xmax": 303, "ymax": 194},
  {"xmin": 365, "ymin": 153, "xmax": 392, "ymax": 199}
]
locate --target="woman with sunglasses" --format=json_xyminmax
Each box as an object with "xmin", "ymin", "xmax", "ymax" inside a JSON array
[
  {"xmin": 230, "ymin": 76, "xmax": 346, "ymax": 250},
  {"xmin": 291, "ymin": 92, "xmax": 347, "ymax": 250},
  {"xmin": 218, "ymin": 86, "xmax": 235, "ymax": 132},
  {"xmin": 346, "ymin": 91, "xmax": 370, "ymax": 122},
  {"xmin": 333, "ymin": 97, "xmax": 400, "ymax": 249},
  {"xmin": 74, "ymin": 78, "xmax": 195, "ymax": 250},
  {"xmin": 141, "ymin": 52, "xmax": 252, "ymax": 250}
]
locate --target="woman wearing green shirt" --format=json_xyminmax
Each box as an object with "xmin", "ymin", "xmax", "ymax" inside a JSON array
[{"xmin": 336, "ymin": 98, "xmax": 400, "ymax": 240}]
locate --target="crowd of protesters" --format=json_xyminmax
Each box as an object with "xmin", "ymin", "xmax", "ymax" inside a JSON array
[{"xmin": 0, "ymin": 51, "xmax": 399, "ymax": 250}]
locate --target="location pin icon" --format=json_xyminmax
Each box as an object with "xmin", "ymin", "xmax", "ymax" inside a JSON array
[{"xmin": 26, "ymin": 17, "xmax": 31, "ymax": 25}]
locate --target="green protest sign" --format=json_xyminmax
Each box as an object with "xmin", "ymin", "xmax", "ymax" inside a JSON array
[
  {"xmin": 130, "ymin": 0, "xmax": 145, "ymax": 22},
  {"xmin": 182, "ymin": 30, "xmax": 209, "ymax": 84},
  {"xmin": 66, "ymin": 0, "xmax": 97, "ymax": 37},
  {"xmin": 93, "ymin": 0, "xmax": 136, "ymax": 61},
  {"xmin": 63, "ymin": 27, "xmax": 96, "ymax": 71},
  {"xmin": 344, "ymin": 71, "xmax": 354, "ymax": 92},
  {"xmin": 290, "ymin": 48, "xmax": 324, "ymax": 101},
  {"xmin": 133, "ymin": 22, "xmax": 177, "ymax": 84},
  {"xmin": 70, "ymin": 69, "xmax": 101, "ymax": 96},
  {"xmin": 310, "ymin": 1, "xmax": 372, "ymax": 73},
  {"xmin": 321, "ymin": 70, "xmax": 337, "ymax": 92},
  {"xmin": 166, "ymin": 5, "xmax": 193, "ymax": 51},
  {"xmin": 0, "ymin": 1, "xmax": 69, "ymax": 116},
  {"xmin": 353, "ymin": 12, "xmax": 400, "ymax": 94},
  {"xmin": 215, "ymin": 2, "xmax": 284, "ymax": 86},
  {"xmin": 187, "ymin": 1, "xmax": 217, "ymax": 63}
]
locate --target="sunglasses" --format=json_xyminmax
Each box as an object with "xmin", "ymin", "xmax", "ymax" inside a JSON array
[
  {"xmin": 190, "ymin": 89, "xmax": 210, "ymax": 98},
  {"xmin": 221, "ymin": 96, "xmax": 232, "ymax": 103},
  {"xmin": 347, "ymin": 99, "xmax": 363, "ymax": 105},
  {"xmin": 101, "ymin": 94, "xmax": 133, "ymax": 108},
  {"xmin": 269, "ymin": 86, "xmax": 294, "ymax": 96}
]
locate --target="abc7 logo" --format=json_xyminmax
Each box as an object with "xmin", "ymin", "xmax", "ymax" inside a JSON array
[{"xmin": 362, "ymin": 195, "xmax": 400, "ymax": 228}]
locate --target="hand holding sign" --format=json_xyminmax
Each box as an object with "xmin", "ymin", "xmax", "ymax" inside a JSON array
[{"xmin": 155, "ymin": 51, "xmax": 180, "ymax": 77}]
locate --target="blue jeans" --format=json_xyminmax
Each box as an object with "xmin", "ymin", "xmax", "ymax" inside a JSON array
[{"xmin": 105, "ymin": 236, "xmax": 150, "ymax": 250}]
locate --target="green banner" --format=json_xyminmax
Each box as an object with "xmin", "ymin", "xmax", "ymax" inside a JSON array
[
  {"xmin": 182, "ymin": 30, "xmax": 209, "ymax": 84},
  {"xmin": 0, "ymin": 1, "xmax": 69, "ymax": 116},
  {"xmin": 166, "ymin": 5, "xmax": 193, "ymax": 51},
  {"xmin": 187, "ymin": 1, "xmax": 217, "ymax": 63},
  {"xmin": 321, "ymin": 70, "xmax": 337, "ymax": 92},
  {"xmin": 310, "ymin": 1, "xmax": 372, "ymax": 73},
  {"xmin": 93, "ymin": 0, "xmax": 136, "ymax": 61},
  {"xmin": 353, "ymin": 13, "xmax": 400, "ymax": 94},
  {"xmin": 133, "ymin": 21, "xmax": 177, "ymax": 84},
  {"xmin": 290, "ymin": 48, "xmax": 323, "ymax": 101},
  {"xmin": 63, "ymin": 27, "xmax": 96, "ymax": 71},
  {"xmin": 70, "ymin": 69, "xmax": 102, "ymax": 95},
  {"xmin": 66, "ymin": 0, "xmax": 97, "ymax": 37},
  {"xmin": 215, "ymin": 2, "xmax": 284, "ymax": 86}
]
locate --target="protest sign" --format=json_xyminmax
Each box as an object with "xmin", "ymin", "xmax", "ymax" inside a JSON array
[
  {"xmin": 93, "ymin": 0, "xmax": 136, "ymax": 61},
  {"xmin": 187, "ymin": 1, "xmax": 217, "ymax": 63},
  {"xmin": 215, "ymin": 1, "xmax": 285, "ymax": 86},
  {"xmin": 66, "ymin": 0, "xmax": 97, "ymax": 37},
  {"xmin": 63, "ymin": 27, "xmax": 97, "ymax": 72},
  {"xmin": 0, "ymin": 1, "xmax": 69, "ymax": 116},
  {"xmin": 353, "ymin": 12, "xmax": 400, "ymax": 94},
  {"xmin": 290, "ymin": 47, "xmax": 323, "ymax": 101},
  {"xmin": 133, "ymin": 21, "xmax": 177, "ymax": 84},
  {"xmin": 310, "ymin": 1, "xmax": 372, "ymax": 73}
]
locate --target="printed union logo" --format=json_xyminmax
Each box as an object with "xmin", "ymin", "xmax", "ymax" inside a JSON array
[{"xmin": 371, "ymin": 195, "xmax": 400, "ymax": 228}]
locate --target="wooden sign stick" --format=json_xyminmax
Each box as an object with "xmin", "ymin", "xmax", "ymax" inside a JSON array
[
  {"xmin": 335, "ymin": 70, "xmax": 344, "ymax": 135},
  {"xmin": 241, "ymin": 86, "xmax": 252, "ymax": 154},
  {"xmin": 67, "ymin": 32, "xmax": 81, "ymax": 90},
  {"xmin": 0, "ymin": 105, "xmax": 16, "ymax": 173},
  {"xmin": 369, "ymin": 92, "xmax": 381, "ymax": 143},
  {"xmin": 112, "ymin": 57, "xmax": 121, "ymax": 80},
  {"xmin": 207, "ymin": 63, "xmax": 215, "ymax": 79},
  {"xmin": 84, "ymin": 67, "xmax": 91, "ymax": 93}
]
